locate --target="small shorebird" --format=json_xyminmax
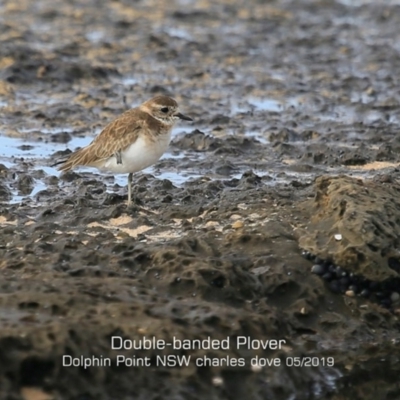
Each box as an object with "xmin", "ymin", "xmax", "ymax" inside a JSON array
[{"xmin": 52, "ymin": 95, "xmax": 192, "ymax": 205}]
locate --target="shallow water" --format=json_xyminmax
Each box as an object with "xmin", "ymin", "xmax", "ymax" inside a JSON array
[
  {"xmin": 1, "ymin": 0, "xmax": 400, "ymax": 398},
  {"xmin": 0, "ymin": 129, "xmax": 206, "ymax": 203}
]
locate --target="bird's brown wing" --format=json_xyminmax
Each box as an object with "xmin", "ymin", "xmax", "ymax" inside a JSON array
[{"xmin": 56, "ymin": 110, "xmax": 144, "ymax": 172}]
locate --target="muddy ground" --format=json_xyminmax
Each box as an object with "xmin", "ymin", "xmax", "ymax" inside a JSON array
[{"xmin": 1, "ymin": 0, "xmax": 400, "ymax": 399}]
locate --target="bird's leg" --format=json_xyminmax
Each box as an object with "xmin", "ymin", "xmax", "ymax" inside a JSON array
[
  {"xmin": 127, "ymin": 172, "xmax": 133, "ymax": 206},
  {"xmin": 115, "ymin": 150, "xmax": 122, "ymax": 165},
  {"xmin": 126, "ymin": 173, "xmax": 155, "ymax": 214}
]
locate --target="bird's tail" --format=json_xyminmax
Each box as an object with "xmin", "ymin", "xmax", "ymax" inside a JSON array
[
  {"xmin": 50, "ymin": 147, "xmax": 91, "ymax": 172},
  {"xmin": 50, "ymin": 159, "xmax": 68, "ymax": 169}
]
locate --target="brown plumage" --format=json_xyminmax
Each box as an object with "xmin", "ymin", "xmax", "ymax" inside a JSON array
[
  {"xmin": 52, "ymin": 95, "xmax": 193, "ymax": 205},
  {"xmin": 57, "ymin": 109, "xmax": 152, "ymax": 171}
]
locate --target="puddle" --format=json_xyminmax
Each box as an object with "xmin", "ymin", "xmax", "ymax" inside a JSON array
[
  {"xmin": 244, "ymin": 95, "xmax": 393, "ymax": 129},
  {"xmin": 0, "ymin": 307, "xmax": 52, "ymax": 324},
  {"xmin": 86, "ymin": 30, "xmax": 105, "ymax": 43},
  {"xmin": 0, "ymin": 123, "xmax": 331, "ymax": 205},
  {"xmin": 10, "ymin": 180, "xmax": 48, "ymax": 204},
  {"xmin": 230, "ymin": 101, "xmax": 250, "ymax": 115},
  {"xmin": 245, "ymin": 131, "xmax": 269, "ymax": 144},
  {"xmin": 0, "ymin": 127, "xmax": 206, "ymax": 203},
  {"xmin": 245, "ymin": 96, "xmax": 303, "ymax": 113},
  {"xmin": 120, "ymin": 77, "xmax": 138, "ymax": 86},
  {"xmin": 248, "ymin": 98, "xmax": 283, "ymax": 112},
  {"xmin": 163, "ymin": 27, "xmax": 193, "ymax": 40},
  {"xmin": 0, "ymin": 134, "xmax": 88, "ymax": 159},
  {"xmin": 230, "ymin": 169, "xmax": 314, "ymax": 186},
  {"xmin": 152, "ymin": 171, "xmax": 203, "ymax": 185}
]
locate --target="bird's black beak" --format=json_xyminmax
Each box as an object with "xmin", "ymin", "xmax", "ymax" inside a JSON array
[{"xmin": 175, "ymin": 112, "xmax": 193, "ymax": 121}]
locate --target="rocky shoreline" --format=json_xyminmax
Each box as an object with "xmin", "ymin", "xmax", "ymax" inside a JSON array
[{"xmin": 1, "ymin": 0, "xmax": 400, "ymax": 399}]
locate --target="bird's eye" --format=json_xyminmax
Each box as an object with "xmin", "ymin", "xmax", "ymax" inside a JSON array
[{"xmin": 160, "ymin": 107, "xmax": 169, "ymax": 113}]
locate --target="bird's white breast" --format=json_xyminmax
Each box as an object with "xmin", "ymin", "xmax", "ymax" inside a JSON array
[{"xmin": 100, "ymin": 131, "xmax": 171, "ymax": 174}]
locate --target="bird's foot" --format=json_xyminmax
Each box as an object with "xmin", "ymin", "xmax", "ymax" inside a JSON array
[
  {"xmin": 127, "ymin": 196, "xmax": 143, "ymax": 206},
  {"xmin": 127, "ymin": 202, "xmax": 140, "ymax": 213},
  {"xmin": 126, "ymin": 195, "xmax": 142, "ymax": 211},
  {"xmin": 126, "ymin": 198, "xmax": 156, "ymax": 215}
]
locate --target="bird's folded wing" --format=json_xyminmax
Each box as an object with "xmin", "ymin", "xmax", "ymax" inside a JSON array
[
  {"xmin": 57, "ymin": 113, "xmax": 143, "ymax": 170},
  {"xmin": 89, "ymin": 114, "xmax": 143, "ymax": 161}
]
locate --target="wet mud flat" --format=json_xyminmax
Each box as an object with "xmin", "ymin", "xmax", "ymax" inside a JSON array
[{"xmin": 1, "ymin": 0, "xmax": 400, "ymax": 399}]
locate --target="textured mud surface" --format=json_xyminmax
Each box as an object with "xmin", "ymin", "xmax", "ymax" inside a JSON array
[{"xmin": 1, "ymin": 0, "xmax": 400, "ymax": 399}]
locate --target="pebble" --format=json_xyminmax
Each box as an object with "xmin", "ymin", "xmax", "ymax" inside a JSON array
[
  {"xmin": 212, "ymin": 376, "xmax": 224, "ymax": 386},
  {"xmin": 391, "ymin": 292, "xmax": 400, "ymax": 302},
  {"xmin": 334, "ymin": 234, "xmax": 342, "ymax": 241},
  {"xmin": 328, "ymin": 265, "xmax": 336, "ymax": 273},
  {"xmin": 322, "ymin": 272, "xmax": 333, "ymax": 281},
  {"xmin": 311, "ymin": 264, "xmax": 325, "ymax": 275},
  {"xmin": 251, "ymin": 363, "xmax": 262, "ymax": 373},
  {"xmin": 360, "ymin": 289, "xmax": 370, "ymax": 298},
  {"xmin": 336, "ymin": 267, "xmax": 346, "ymax": 277},
  {"xmin": 366, "ymin": 87, "xmax": 376, "ymax": 95},
  {"xmin": 302, "ymin": 251, "xmax": 315, "ymax": 261},
  {"xmin": 232, "ymin": 220, "xmax": 244, "ymax": 229},
  {"xmin": 303, "ymin": 249, "xmax": 399, "ymax": 310}
]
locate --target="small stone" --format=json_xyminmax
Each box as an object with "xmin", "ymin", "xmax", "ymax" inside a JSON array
[
  {"xmin": 345, "ymin": 290, "xmax": 355, "ymax": 297},
  {"xmin": 322, "ymin": 272, "xmax": 333, "ymax": 281},
  {"xmin": 366, "ymin": 87, "xmax": 376, "ymax": 95},
  {"xmin": 21, "ymin": 388, "xmax": 53, "ymax": 400},
  {"xmin": 336, "ymin": 266, "xmax": 346, "ymax": 276},
  {"xmin": 360, "ymin": 289, "xmax": 370, "ymax": 298},
  {"xmin": 212, "ymin": 376, "xmax": 224, "ymax": 386},
  {"xmin": 301, "ymin": 250, "xmax": 310, "ymax": 259},
  {"xmin": 232, "ymin": 220, "xmax": 244, "ymax": 229},
  {"xmin": 300, "ymin": 307, "xmax": 307, "ymax": 314},
  {"xmin": 334, "ymin": 234, "xmax": 342, "ymax": 241},
  {"xmin": 311, "ymin": 264, "xmax": 325, "ymax": 275},
  {"xmin": 391, "ymin": 292, "xmax": 400, "ymax": 303},
  {"xmin": 0, "ymin": 163, "xmax": 8, "ymax": 174},
  {"xmin": 251, "ymin": 363, "xmax": 262, "ymax": 372}
]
